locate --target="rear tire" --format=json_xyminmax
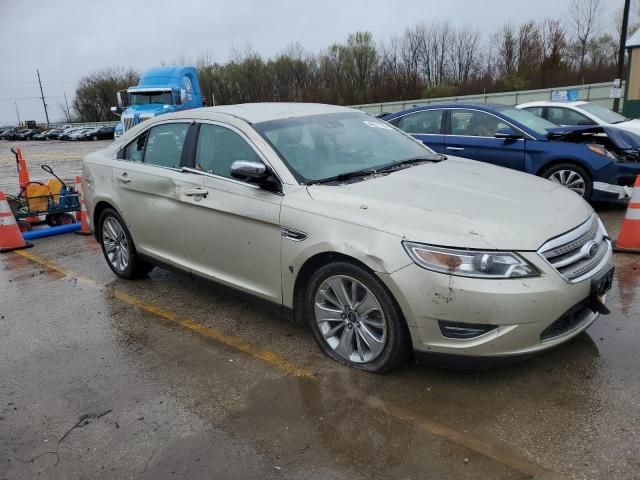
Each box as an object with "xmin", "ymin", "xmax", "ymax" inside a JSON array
[
  {"xmin": 98, "ymin": 208, "xmax": 154, "ymax": 279},
  {"xmin": 305, "ymin": 261, "xmax": 411, "ymax": 373},
  {"xmin": 541, "ymin": 163, "xmax": 592, "ymax": 200}
]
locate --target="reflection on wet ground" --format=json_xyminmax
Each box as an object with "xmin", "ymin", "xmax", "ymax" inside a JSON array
[{"xmin": 1, "ymin": 202, "xmax": 639, "ymax": 479}]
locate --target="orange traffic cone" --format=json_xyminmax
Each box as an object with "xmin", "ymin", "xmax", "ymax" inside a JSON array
[
  {"xmin": 614, "ymin": 176, "xmax": 640, "ymax": 254},
  {"xmin": 0, "ymin": 191, "xmax": 33, "ymax": 253},
  {"xmin": 74, "ymin": 176, "xmax": 92, "ymax": 236},
  {"xmin": 15, "ymin": 147, "xmax": 31, "ymax": 189}
]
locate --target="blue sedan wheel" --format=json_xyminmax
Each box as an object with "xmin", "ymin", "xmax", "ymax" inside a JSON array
[{"xmin": 541, "ymin": 163, "xmax": 592, "ymax": 199}]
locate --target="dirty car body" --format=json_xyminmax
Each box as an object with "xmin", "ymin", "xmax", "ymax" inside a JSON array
[{"xmin": 82, "ymin": 103, "xmax": 614, "ymax": 372}]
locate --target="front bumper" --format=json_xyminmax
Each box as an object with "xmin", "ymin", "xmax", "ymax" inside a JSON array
[{"xmin": 378, "ymin": 248, "xmax": 614, "ymax": 358}]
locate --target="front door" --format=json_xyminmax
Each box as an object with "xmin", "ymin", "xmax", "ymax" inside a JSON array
[
  {"xmin": 180, "ymin": 122, "xmax": 283, "ymax": 303},
  {"xmin": 445, "ymin": 109, "xmax": 525, "ymax": 171}
]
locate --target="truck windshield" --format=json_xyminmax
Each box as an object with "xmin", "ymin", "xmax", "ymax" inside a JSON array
[{"xmin": 129, "ymin": 91, "xmax": 173, "ymax": 106}]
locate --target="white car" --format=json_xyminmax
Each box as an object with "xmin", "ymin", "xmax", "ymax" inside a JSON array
[
  {"xmin": 82, "ymin": 103, "xmax": 614, "ymax": 372},
  {"xmin": 517, "ymin": 101, "xmax": 640, "ymax": 136}
]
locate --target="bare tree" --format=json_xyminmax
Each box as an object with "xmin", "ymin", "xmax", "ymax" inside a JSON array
[{"xmin": 569, "ymin": 0, "xmax": 602, "ymax": 71}]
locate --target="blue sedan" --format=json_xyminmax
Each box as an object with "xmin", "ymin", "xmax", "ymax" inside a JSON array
[{"xmin": 383, "ymin": 103, "xmax": 640, "ymax": 201}]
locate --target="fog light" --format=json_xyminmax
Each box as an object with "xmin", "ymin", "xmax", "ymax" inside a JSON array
[{"xmin": 438, "ymin": 321, "xmax": 497, "ymax": 339}]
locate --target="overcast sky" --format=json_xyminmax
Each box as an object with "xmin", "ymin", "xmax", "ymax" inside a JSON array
[{"xmin": 0, "ymin": 0, "xmax": 620, "ymax": 125}]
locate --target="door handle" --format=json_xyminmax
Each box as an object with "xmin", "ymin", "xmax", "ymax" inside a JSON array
[
  {"xmin": 446, "ymin": 146, "xmax": 465, "ymax": 151},
  {"xmin": 184, "ymin": 187, "xmax": 208, "ymax": 198},
  {"xmin": 115, "ymin": 174, "xmax": 131, "ymax": 183}
]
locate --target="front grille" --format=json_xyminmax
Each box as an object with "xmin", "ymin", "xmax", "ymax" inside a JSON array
[
  {"xmin": 123, "ymin": 116, "xmax": 135, "ymax": 132},
  {"xmin": 540, "ymin": 299, "xmax": 594, "ymax": 341},
  {"xmin": 538, "ymin": 215, "xmax": 611, "ymax": 283}
]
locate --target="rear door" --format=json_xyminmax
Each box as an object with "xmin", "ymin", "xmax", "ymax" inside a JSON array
[
  {"xmin": 113, "ymin": 121, "xmax": 195, "ymax": 269},
  {"xmin": 445, "ymin": 108, "xmax": 525, "ymax": 170},
  {"xmin": 179, "ymin": 121, "xmax": 284, "ymax": 302},
  {"xmin": 389, "ymin": 109, "xmax": 445, "ymax": 153}
]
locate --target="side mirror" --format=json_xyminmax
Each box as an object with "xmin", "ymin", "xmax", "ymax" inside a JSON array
[
  {"xmin": 180, "ymin": 89, "xmax": 187, "ymax": 104},
  {"xmin": 110, "ymin": 106, "xmax": 121, "ymax": 117},
  {"xmin": 494, "ymin": 127, "xmax": 522, "ymax": 139},
  {"xmin": 116, "ymin": 91, "xmax": 123, "ymax": 109},
  {"xmin": 230, "ymin": 160, "xmax": 268, "ymax": 180},
  {"xmin": 230, "ymin": 160, "xmax": 280, "ymax": 191}
]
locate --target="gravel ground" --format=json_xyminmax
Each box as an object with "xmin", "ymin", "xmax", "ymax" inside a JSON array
[{"xmin": 0, "ymin": 139, "xmax": 108, "ymax": 193}]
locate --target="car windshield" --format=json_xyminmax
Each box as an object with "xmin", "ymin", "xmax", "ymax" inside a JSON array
[
  {"xmin": 497, "ymin": 107, "xmax": 559, "ymax": 136},
  {"xmin": 254, "ymin": 112, "xmax": 437, "ymax": 183},
  {"xmin": 129, "ymin": 91, "xmax": 173, "ymax": 106},
  {"xmin": 578, "ymin": 102, "xmax": 628, "ymax": 124}
]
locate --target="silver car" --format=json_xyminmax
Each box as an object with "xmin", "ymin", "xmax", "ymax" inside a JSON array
[{"xmin": 82, "ymin": 103, "xmax": 614, "ymax": 372}]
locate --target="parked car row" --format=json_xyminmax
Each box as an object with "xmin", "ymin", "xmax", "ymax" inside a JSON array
[{"xmin": 0, "ymin": 125, "xmax": 115, "ymax": 141}]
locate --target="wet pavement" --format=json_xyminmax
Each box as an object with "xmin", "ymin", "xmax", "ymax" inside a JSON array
[{"xmin": 0, "ymin": 140, "xmax": 639, "ymax": 479}]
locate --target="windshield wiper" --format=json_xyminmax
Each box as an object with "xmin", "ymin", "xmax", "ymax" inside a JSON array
[
  {"xmin": 307, "ymin": 156, "xmax": 444, "ymax": 185},
  {"xmin": 307, "ymin": 168, "xmax": 379, "ymax": 185},
  {"xmin": 375, "ymin": 156, "xmax": 444, "ymax": 173}
]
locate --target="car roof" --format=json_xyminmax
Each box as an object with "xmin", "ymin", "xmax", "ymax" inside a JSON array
[
  {"xmin": 167, "ymin": 102, "xmax": 357, "ymax": 124},
  {"xmin": 518, "ymin": 101, "xmax": 589, "ymax": 108}
]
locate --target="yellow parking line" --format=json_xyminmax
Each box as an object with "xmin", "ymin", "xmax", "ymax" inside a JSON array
[
  {"xmin": 13, "ymin": 249, "xmax": 566, "ymax": 479},
  {"xmin": 15, "ymin": 250, "xmax": 312, "ymax": 379},
  {"xmin": 114, "ymin": 290, "xmax": 313, "ymax": 379}
]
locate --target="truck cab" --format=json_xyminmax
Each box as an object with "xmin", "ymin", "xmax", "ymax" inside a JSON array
[{"xmin": 112, "ymin": 66, "xmax": 203, "ymax": 133}]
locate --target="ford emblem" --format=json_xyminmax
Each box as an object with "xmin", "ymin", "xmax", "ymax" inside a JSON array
[{"xmin": 584, "ymin": 240, "xmax": 598, "ymax": 259}]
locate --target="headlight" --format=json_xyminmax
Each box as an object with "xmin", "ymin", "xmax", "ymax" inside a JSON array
[
  {"xmin": 402, "ymin": 242, "xmax": 539, "ymax": 279},
  {"xmin": 586, "ymin": 144, "xmax": 619, "ymax": 161}
]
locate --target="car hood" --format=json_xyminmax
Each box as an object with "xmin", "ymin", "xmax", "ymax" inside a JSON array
[
  {"xmin": 305, "ymin": 158, "xmax": 592, "ymax": 250},
  {"xmin": 547, "ymin": 125, "xmax": 640, "ymax": 149}
]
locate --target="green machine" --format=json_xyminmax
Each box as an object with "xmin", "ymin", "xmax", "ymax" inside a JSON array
[{"xmin": 623, "ymin": 29, "xmax": 640, "ymax": 118}]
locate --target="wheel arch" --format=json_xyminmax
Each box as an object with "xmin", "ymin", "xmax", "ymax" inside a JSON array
[
  {"xmin": 535, "ymin": 158, "xmax": 594, "ymax": 180},
  {"xmin": 92, "ymin": 200, "xmax": 124, "ymax": 242},
  {"xmin": 291, "ymin": 251, "xmax": 410, "ymax": 336}
]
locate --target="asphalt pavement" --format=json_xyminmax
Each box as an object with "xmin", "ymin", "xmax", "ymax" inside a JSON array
[{"xmin": 0, "ymin": 139, "xmax": 639, "ymax": 480}]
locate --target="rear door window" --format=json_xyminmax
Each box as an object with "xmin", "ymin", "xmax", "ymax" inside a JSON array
[
  {"xmin": 123, "ymin": 131, "xmax": 149, "ymax": 162},
  {"xmin": 394, "ymin": 110, "xmax": 444, "ymax": 134},
  {"xmin": 143, "ymin": 123, "xmax": 189, "ymax": 168}
]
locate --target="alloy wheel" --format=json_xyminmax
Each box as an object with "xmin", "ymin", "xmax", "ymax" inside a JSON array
[
  {"xmin": 102, "ymin": 216, "xmax": 130, "ymax": 272},
  {"xmin": 314, "ymin": 275, "xmax": 387, "ymax": 363},
  {"xmin": 548, "ymin": 169, "xmax": 586, "ymax": 196}
]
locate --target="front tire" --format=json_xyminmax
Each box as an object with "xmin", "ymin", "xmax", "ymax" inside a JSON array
[
  {"xmin": 305, "ymin": 261, "xmax": 411, "ymax": 373},
  {"xmin": 98, "ymin": 208, "xmax": 154, "ymax": 279},
  {"xmin": 541, "ymin": 163, "xmax": 592, "ymax": 200}
]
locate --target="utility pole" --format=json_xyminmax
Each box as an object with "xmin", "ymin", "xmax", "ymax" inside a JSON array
[
  {"xmin": 64, "ymin": 92, "xmax": 72, "ymax": 122},
  {"xmin": 36, "ymin": 69, "xmax": 50, "ymax": 125},
  {"xmin": 613, "ymin": 0, "xmax": 631, "ymax": 112},
  {"xmin": 14, "ymin": 102, "xmax": 21, "ymax": 125}
]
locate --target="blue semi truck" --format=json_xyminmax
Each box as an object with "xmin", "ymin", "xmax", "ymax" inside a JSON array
[{"xmin": 111, "ymin": 65, "xmax": 203, "ymax": 133}]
